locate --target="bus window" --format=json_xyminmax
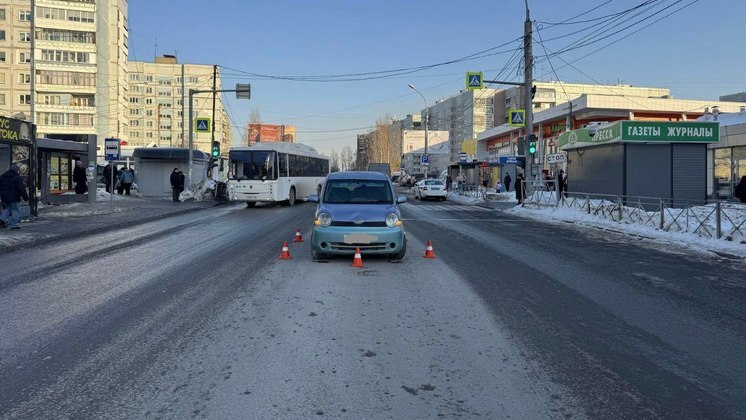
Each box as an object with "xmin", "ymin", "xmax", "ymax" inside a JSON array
[{"xmin": 279, "ymin": 153, "xmax": 288, "ymax": 177}]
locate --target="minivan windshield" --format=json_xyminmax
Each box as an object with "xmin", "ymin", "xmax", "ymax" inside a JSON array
[{"xmin": 323, "ymin": 180, "xmax": 393, "ymax": 204}]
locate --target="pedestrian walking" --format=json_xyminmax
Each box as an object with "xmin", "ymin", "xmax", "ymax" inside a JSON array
[
  {"xmin": 73, "ymin": 161, "xmax": 87, "ymax": 194},
  {"xmin": 735, "ymin": 175, "xmax": 746, "ymax": 203},
  {"xmin": 446, "ymin": 175, "xmax": 452, "ymax": 192},
  {"xmin": 515, "ymin": 173, "xmax": 524, "ymax": 204},
  {"xmin": 0, "ymin": 164, "xmax": 30, "ymax": 229},
  {"xmin": 170, "ymin": 168, "xmax": 184, "ymax": 202},
  {"xmin": 481, "ymin": 171, "xmax": 491, "ymax": 189},
  {"xmin": 557, "ymin": 169, "xmax": 567, "ymax": 199},
  {"xmin": 103, "ymin": 162, "xmax": 115, "ymax": 194},
  {"xmin": 119, "ymin": 167, "xmax": 134, "ymax": 196},
  {"xmin": 504, "ymin": 172, "xmax": 512, "ymax": 193}
]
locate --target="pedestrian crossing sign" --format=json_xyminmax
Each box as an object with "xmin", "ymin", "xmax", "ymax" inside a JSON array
[
  {"xmin": 508, "ymin": 109, "xmax": 525, "ymax": 127},
  {"xmin": 466, "ymin": 72, "xmax": 483, "ymax": 90},
  {"xmin": 195, "ymin": 118, "xmax": 211, "ymax": 133}
]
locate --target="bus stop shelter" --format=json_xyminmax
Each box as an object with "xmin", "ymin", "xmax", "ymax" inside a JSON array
[{"xmin": 133, "ymin": 148, "xmax": 209, "ymax": 197}]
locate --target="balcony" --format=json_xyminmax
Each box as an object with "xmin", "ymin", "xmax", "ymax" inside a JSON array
[
  {"xmin": 35, "ymin": 39, "xmax": 95, "ymax": 53},
  {"xmin": 35, "ymin": 60, "xmax": 96, "ymax": 74},
  {"xmin": 36, "ymin": 82, "xmax": 96, "ymax": 95},
  {"xmin": 35, "ymin": 18, "xmax": 95, "ymax": 34},
  {"xmin": 35, "ymin": 103, "xmax": 95, "ymax": 114}
]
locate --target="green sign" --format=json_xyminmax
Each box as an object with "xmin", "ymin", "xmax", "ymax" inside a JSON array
[
  {"xmin": 466, "ymin": 72, "xmax": 483, "ymax": 90},
  {"xmin": 622, "ymin": 121, "xmax": 719, "ymax": 143},
  {"xmin": 559, "ymin": 121, "xmax": 719, "ymax": 150}
]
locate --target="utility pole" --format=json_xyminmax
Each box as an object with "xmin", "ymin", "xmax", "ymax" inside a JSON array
[
  {"xmin": 210, "ymin": 65, "xmax": 217, "ymax": 174},
  {"xmin": 181, "ymin": 63, "xmax": 185, "ymax": 147},
  {"xmin": 524, "ymin": 0, "xmax": 534, "ymax": 185}
]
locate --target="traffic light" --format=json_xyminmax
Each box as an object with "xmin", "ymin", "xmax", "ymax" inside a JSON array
[
  {"xmin": 211, "ymin": 141, "xmax": 220, "ymax": 158},
  {"xmin": 528, "ymin": 134, "xmax": 537, "ymax": 155},
  {"xmin": 517, "ymin": 136, "xmax": 525, "ymax": 155}
]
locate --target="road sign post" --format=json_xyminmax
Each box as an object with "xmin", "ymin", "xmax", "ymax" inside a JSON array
[
  {"xmin": 104, "ymin": 138, "xmax": 120, "ymax": 206},
  {"xmin": 466, "ymin": 72, "xmax": 483, "ymax": 90}
]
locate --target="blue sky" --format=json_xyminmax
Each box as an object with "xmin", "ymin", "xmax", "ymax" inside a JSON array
[{"xmin": 129, "ymin": 0, "xmax": 746, "ymax": 154}]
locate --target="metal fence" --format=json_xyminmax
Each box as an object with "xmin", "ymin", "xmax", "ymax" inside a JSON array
[{"xmin": 521, "ymin": 183, "xmax": 746, "ymax": 242}]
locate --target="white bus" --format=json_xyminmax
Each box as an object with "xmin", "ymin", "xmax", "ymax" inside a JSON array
[{"xmin": 227, "ymin": 142, "xmax": 330, "ymax": 207}]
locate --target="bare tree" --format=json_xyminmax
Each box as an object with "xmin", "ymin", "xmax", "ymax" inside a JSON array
[
  {"xmin": 250, "ymin": 107, "xmax": 261, "ymax": 124},
  {"xmin": 340, "ymin": 145, "xmax": 355, "ymax": 171},
  {"xmin": 330, "ymin": 149, "xmax": 340, "ymax": 172}
]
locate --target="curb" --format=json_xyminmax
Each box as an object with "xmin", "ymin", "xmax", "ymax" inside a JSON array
[{"xmin": 0, "ymin": 203, "xmax": 218, "ymax": 255}]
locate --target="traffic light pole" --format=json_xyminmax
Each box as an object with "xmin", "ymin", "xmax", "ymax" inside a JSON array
[{"xmin": 188, "ymin": 86, "xmax": 250, "ymax": 187}]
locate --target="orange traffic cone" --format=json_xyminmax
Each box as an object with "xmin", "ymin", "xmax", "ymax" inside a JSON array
[
  {"xmin": 279, "ymin": 241, "xmax": 292, "ymax": 260},
  {"xmin": 351, "ymin": 247, "xmax": 364, "ymax": 268},
  {"xmin": 423, "ymin": 241, "xmax": 436, "ymax": 259},
  {"xmin": 293, "ymin": 228, "xmax": 303, "ymax": 242}
]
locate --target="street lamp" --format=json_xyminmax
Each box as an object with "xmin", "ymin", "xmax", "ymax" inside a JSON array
[{"xmin": 408, "ymin": 84, "xmax": 428, "ymax": 178}]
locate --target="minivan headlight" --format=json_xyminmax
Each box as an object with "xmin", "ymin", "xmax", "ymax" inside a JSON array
[
  {"xmin": 385, "ymin": 213, "xmax": 401, "ymax": 227},
  {"xmin": 316, "ymin": 212, "xmax": 332, "ymax": 227}
]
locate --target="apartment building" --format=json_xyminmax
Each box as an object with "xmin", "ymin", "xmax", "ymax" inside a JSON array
[
  {"xmin": 0, "ymin": 0, "xmax": 127, "ymax": 143},
  {"xmin": 422, "ymin": 88, "xmax": 498, "ymax": 164},
  {"xmin": 495, "ymin": 81, "xmax": 671, "ymax": 127},
  {"xmin": 127, "ymin": 55, "xmax": 232, "ymax": 154}
]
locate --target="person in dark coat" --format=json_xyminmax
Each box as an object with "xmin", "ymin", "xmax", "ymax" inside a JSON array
[
  {"xmin": 515, "ymin": 173, "xmax": 524, "ymax": 204},
  {"xmin": 735, "ymin": 176, "xmax": 746, "ymax": 203},
  {"xmin": 504, "ymin": 172, "xmax": 512, "ymax": 193},
  {"xmin": 170, "ymin": 168, "xmax": 184, "ymax": 202},
  {"xmin": 0, "ymin": 164, "xmax": 30, "ymax": 229},
  {"xmin": 446, "ymin": 175, "xmax": 452, "ymax": 192},
  {"xmin": 103, "ymin": 162, "xmax": 115, "ymax": 194},
  {"xmin": 557, "ymin": 169, "xmax": 567, "ymax": 198},
  {"xmin": 73, "ymin": 161, "xmax": 87, "ymax": 194}
]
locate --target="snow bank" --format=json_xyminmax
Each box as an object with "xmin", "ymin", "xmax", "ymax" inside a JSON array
[
  {"xmin": 510, "ymin": 201, "xmax": 746, "ymax": 258},
  {"xmin": 179, "ymin": 178, "xmax": 216, "ymax": 202}
]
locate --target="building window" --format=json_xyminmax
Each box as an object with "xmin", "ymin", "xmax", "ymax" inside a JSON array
[
  {"xmin": 0, "ymin": 94, "xmax": 5, "ymax": 105},
  {"xmin": 146, "ymin": 121, "xmax": 153, "ymax": 127},
  {"xmin": 0, "ymin": 9, "xmax": 5, "ymax": 20},
  {"xmin": 131, "ymin": 120, "xmax": 140, "ymax": 127},
  {"xmin": 0, "ymin": 73, "xmax": 5, "ymax": 83},
  {"xmin": 0, "ymin": 30, "xmax": 5, "ymax": 41},
  {"xmin": 146, "ymin": 110, "xmax": 153, "ymax": 116},
  {"xmin": 20, "ymin": 32, "xmax": 31, "ymax": 42},
  {"xmin": 18, "ymin": 51, "xmax": 31, "ymax": 63},
  {"xmin": 145, "ymin": 98, "xmax": 152, "ymax": 104},
  {"xmin": 19, "ymin": 94, "xmax": 31, "ymax": 105},
  {"xmin": 129, "ymin": 97, "xmax": 139, "ymax": 104},
  {"xmin": 146, "ymin": 75, "xmax": 153, "ymax": 82},
  {"xmin": 146, "ymin": 132, "xmax": 153, "ymax": 138},
  {"xmin": 0, "ymin": 51, "xmax": 5, "ymax": 62},
  {"xmin": 40, "ymin": 49, "xmax": 90, "ymax": 63},
  {"xmin": 145, "ymin": 87, "xmax": 152, "ymax": 94},
  {"xmin": 19, "ymin": 11, "xmax": 31, "ymax": 21},
  {"xmin": 19, "ymin": 73, "xmax": 30, "ymax": 84},
  {"xmin": 188, "ymin": 77, "xmax": 199, "ymax": 83}
]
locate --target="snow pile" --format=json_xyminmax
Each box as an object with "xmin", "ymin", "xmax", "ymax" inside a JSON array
[
  {"xmin": 179, "ymin": 178, "xmax": 216, "ymax": 202},
  {"xmin": 487, "ymin": 191, "xmax": 519, "ymax": 202},
  {"xmin": 510, "ymin": 200, "xmax": 746, "ymax": 257}
]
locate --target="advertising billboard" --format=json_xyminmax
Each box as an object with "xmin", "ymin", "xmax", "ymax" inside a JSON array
[{"xmin": 248, "ymin": 124, "xmax": 297, "ymax": 144}]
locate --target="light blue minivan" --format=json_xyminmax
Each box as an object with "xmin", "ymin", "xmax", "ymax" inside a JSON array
[{"xmin": 309, "ymin": 171, "xmax": 407, "ymax": 259}]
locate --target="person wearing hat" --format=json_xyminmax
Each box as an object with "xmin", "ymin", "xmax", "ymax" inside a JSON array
[
  {"xmin": 0, "ymin": 164, "xmax": 30, "ymax": 229},
  {"xmin": 170, "ymin": 167, "xmax": 184, "ymax": 202}
]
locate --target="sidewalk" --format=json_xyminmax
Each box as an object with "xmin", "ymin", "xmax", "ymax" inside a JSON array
[{"xmin": 0, "ymin": 192, "xmax": 218, "ymax": 253}]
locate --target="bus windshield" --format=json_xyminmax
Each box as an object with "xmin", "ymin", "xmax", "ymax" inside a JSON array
[{"xmin": 230, "ymin": 150, "xmax": 277, "ymax": 180}]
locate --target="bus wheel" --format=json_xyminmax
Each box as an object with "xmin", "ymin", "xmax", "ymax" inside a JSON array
[
  {"xmin": 283, "ymin": 187, "xmax": 296, "ymax": 206},
  {"xmin": 246, "ymin": 202, "xmax": 256, "ymax": 208}
]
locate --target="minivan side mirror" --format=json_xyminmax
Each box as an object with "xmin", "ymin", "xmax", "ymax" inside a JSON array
[
  {"xmin": 396, "ymin": 195, "xmax": 407, "ymax": 204},
  {"xmin": 308, "ymin": 194, "xmax": 319, "ymax": 203}
]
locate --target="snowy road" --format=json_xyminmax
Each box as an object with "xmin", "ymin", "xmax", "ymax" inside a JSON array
[{"xmin": 1, "ymin": 197, "xmax": 744, "ymax": 419}]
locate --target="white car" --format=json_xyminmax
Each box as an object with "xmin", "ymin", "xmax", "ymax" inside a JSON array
[{"xmin": 414, "ymin": 179, "xmax": 447, "ymax": 201}]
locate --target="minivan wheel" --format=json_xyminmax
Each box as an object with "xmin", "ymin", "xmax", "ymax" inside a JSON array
[{"xmin": 391, "ymin": 239, "xmax": 406, "ymax": 260}]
